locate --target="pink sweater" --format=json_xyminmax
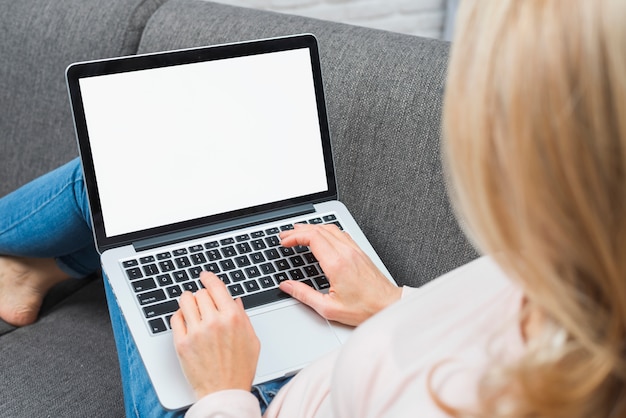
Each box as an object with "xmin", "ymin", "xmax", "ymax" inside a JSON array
[{"xmin": 186, "ymin": 256, "xmax": 525, "ymax": 417}]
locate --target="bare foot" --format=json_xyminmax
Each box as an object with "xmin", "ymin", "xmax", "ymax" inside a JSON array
[{"xmin": 0, "ymin": 256, "xmax": 71, "ymax": 326}]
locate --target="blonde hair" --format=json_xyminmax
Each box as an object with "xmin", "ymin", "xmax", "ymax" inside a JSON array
[{"xmin": 442, "ymin": 0, "xmax": 626, "ymax": 416}]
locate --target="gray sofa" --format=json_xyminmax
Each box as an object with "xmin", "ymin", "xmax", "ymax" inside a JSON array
[{"xmin": 0, "ymin": 0, "xmax": 476, "ymax": 416}]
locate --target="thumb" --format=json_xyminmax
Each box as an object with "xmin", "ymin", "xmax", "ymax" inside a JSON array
[{"xmin": 279, "ymin": 280, "xmax": 328, "ymax": 315}]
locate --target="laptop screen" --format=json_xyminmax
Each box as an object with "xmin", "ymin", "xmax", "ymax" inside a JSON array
[{"xmin": 67, "ymin": 35, "xmax": 336, "ymax": 250}]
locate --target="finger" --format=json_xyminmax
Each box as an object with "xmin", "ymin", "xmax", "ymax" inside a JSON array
[
  {"xmin": 279, "ymin": 224, "xmax": 342, "ymax": 255},
  {"xmin": 193, "ymin": 288, "xmax": 216, "ymax": 319},
  {"xmin": 170, "ymin": 310, "xmax": 186, "ymax": 335},
  {"xmin": 178, "ymin": 291, "xmax": 202, "ymax": 325},
  {"xmin": 200, "ymin": 271, "xmax": 236, "ymax": 312},
  {"xmin": 279, "ymin": 280, "xmax": 330, "ymax": 317}
]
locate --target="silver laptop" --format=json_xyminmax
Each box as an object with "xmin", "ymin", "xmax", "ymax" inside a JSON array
[{"xmin": 66, "ymin": 34, "xmax": 395, "ymax": 411}]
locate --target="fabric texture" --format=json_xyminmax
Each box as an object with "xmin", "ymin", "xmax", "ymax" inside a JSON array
[
  {"xmin": 137, "ymin": 0, "xmax": 478, "ymax": 289},
  {"xmin": 0, "ymin": 0, "xmax": 474, "ymax": 416},
  {"xmin": 184, "ymin": 257, "xmax": 525, "ymax": 417},
  {"xmin": 0, "ymin": 0, "xmax": 167, "ymax": 198},
  {"xmin": 0, "ymin": 278, "xmax": 124, "ymax": 417}
]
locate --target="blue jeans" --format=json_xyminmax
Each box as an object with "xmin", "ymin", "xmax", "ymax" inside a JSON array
[{"xmin": 0, "ymin": 158, "xmax": 290, "ymax": 416}]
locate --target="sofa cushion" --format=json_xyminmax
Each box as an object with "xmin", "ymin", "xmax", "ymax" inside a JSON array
[
  {"xmin": 0, "ymin": 0, "xmax": 166, "ymax": 198},
  {"xmin": 0, "ymin": 278, "xmax": 124, "ymax": 417},
  {"xmin": 136, "ymin": 0, "xmax": 478, "ymax": 287}
]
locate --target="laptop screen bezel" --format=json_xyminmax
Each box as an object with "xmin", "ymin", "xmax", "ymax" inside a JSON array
[{"xmin": 66, "ymin": 34, "xmax": 337, "ymax": 253}]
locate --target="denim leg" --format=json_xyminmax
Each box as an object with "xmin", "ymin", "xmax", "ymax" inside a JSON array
[
  {"xmin": 104, "ymin": 277, "xmax": 187, "ymax": 418},
  {"xmin": 105, "ymin": 276, "xmax": 292, "ymax": 416},
  {"xmin": 0, "ymin": 158, "xmax": 100, "ymax": 277},
  {"xmin": 252, "ymin": 376, "xmax": 294, "ymax": 415}
]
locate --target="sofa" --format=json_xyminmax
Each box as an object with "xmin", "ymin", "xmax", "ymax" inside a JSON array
[{"xmin": 0, "ymin": 0, "xmax": 477, "ymax": 416}]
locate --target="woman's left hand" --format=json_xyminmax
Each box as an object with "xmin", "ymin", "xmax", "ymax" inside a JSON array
[{"xmin": 171, "ymin": 272, "xmax": 260, "ymax": 399}]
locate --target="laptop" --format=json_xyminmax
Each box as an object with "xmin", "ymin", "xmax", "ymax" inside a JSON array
[{"xmin": 66, "ymin": 34, "xmax": 396, "ymax": 411}]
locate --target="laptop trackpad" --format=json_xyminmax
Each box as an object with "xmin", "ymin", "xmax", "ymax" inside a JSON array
[{"xmin": 250, "ymin": 303, "xmax": 341, "ymax": 378}]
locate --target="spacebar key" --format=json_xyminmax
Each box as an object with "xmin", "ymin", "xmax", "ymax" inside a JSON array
[
  {"xmin": 240, "ymin": 288, "xmax": 291, "ymax": 310},
  {"xmin": 143, "ymin": 300, "xmax": 179, "ymax": 318}
]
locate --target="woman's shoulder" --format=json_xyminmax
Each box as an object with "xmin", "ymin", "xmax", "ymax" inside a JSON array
[{"xmin": 330, "ymin": 256, "xmax": 525, "ymax": 416}]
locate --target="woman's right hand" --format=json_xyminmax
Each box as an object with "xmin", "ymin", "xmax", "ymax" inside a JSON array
[{"xmin": 278, "ymin": 223, "xmax": 401, "ymax": 327}]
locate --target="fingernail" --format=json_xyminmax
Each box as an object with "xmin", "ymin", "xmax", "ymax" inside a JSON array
[{"xmin": 280, "ymin": 281, "xmax": 293, "ymax": 294}]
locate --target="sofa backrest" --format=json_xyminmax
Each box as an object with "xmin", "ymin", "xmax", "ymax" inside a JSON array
[
  {"xmin": 136, "ymin": 0, "xmax": 477, "ymax": 286},
  {"xmin": 0, "ymin": 0, "xmax": 166, "ymax": 196}
]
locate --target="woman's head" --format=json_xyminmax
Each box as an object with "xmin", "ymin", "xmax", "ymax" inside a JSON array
[{"xmin": 443, "ymin": 0, "xmax": 626, "ymax": 415}]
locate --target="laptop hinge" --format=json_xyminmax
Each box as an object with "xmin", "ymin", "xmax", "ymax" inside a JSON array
[{"xmin": 132, "ymin": 204, "xmax": 316, "ymax": 252}]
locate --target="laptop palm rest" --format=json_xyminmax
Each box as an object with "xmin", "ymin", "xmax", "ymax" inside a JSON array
[{"xmin": 250, "ymin": 303, "xmax": 341, "ymax": 378}]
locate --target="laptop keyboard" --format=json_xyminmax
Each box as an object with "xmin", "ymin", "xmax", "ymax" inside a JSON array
[{"xmin": 120, "ymin": 213, "xmax": 342, "ymax": 335}]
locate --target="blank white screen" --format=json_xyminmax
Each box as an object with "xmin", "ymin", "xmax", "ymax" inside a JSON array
[{"xmin": 79, "ymin": 48, "xmax": 328, "ymax": 237}]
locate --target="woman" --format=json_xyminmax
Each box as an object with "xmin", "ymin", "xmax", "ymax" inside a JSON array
[{"xmin": 1, "ymin": 1, "xmax": 625, "ymax": 416}]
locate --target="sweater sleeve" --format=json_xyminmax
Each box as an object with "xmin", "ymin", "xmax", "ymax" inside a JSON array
[{"xmin": 185, "ymin": 390, "xmax": 262, "ymax": 418}]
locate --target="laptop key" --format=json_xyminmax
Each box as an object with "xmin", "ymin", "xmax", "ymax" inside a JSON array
[
  {"xmin": 173, "ymin": 270, "xmax": 189, "ymax": 282},
  {"xmin": 220, "ymin": 238, "xmax": 235, "ymax": 245},
  {"xmin": 182, "ymin": 281, "xmax": 199, "ymax": 292},
  {"xmin": 156, "ymin": 274, "xmax": 173, "ymax": 286},
  {"xmin": 313, "ymin": 275, "xmax": 330, "ymax": 290},
  {"xmin": 264, "ymin": 248, "xmax": 280, "ymax": 260},
  {"xmin": 190, "ymin": 253, "xmax": 207, "ymax": 265},
  {"xmin": 250, "ymin": 252, "xmax": 266, "ymax": 264},
  {"xmin": 148, "ymin": 318, "xmax": 168, "ymax": 334},
  {"xmin": 289, "ymin": 255, "xmax": 305, "ymax": 267},
  {"xmin": 126, "ymin": 267, "xmax": 143, "ymax": 280},
  {"xmin": 304, "ymin": 265, "xmax": 320, "ymax": 277},
  {"xmin": 259, "ymin": 276, "xmax": 275, "ymax": 288},
  {"xmin": 228, "ymin": 284, "xmax": 245, "ymax": 297},
  {"xmin": 322, "ymin": 214, "xmax": 337, "ymax": 222},
  {"xmin": 175, "ymin": 256, "xmax": 191, "ymax": 268},
  {"xmin": 189, "ymin": 266, "xmax": 203, "ymax": 278},
  {"xmin": 221, "ymin": 246, "xmax": 237, "ymax": 257},
  {"xmin": 244, "ymin": 266, "xmax": 261, "ymax": 278},
  {"xmin": 275, "ymin": 259, "xmax": 290, "ymax": 271},
  {"xmin": 143, "ymin": 299, "xmax": 179, "ymax": 318},
  {"xmin": 137, "ymin": 289, "xmax": 166, "ymax": 305},
  {"xmin": 206, "ymin": 249, "xmax": 222, "ymax": 261},
  {"xmin": 203, "ymin": 262, "xmax": 220, "ymax": 274},
  {"xmin": 229, "ymin": 270, "xmax": 245, "ymax": 282},
  {"xmin": 140, "ymin": 255, "xmax": 156, "ymax": 264},
  {"xmin": 260, "ymin": 262, "xmax": 276, "ymax": 275},
  {"xmin": 251, "ymin": 239, "xmax": 266, "ymax": 251},
  {"xmin": 132, "ymin": 278, "xmax": 157, "ymax": 293},
  {"xmin": 123, "ymin": 259, "xmax": 139, "ymax": 268},
  {"xmin": 240, "ymin": 288, "xmax": 291, "ymax": 310},
  {"xmin": 235, "ymin": 234, "xmax": 250, "ymax": 242},
  {"xmin": 159, "ymin": 260, "xmax": 175, "ymax": 272},
  {"xmin": 189, "ymin": 244, "xmax": 204, "ymax": 253},
  {"xmin": 274, "ymin": 272, "xmax": 289, "ymax": 283},
  {"xmin": 288, "ymin": 269, "xmax": 305, "ymax": 280},
  {"xmin": 219, "ymin": 259, "xmax": 236, "ymax": 271},
  {"xmin": 265, "ymin": 236, "xmax": 280, "ymax": 247},
  {"xmin": 234, "ymin": 255, "xmax": 251, "ymax": 267},
  {"xmin": 236, "ymin": 242, "xmax": 252, "ymax": 254},
  {"xmin": 143, "ymin": 264, "xmax": 159, "ymax": 276},
  {"xmin": 243, "ymin": 280, "xmax": 260, "ymax": 293},
  {"xmin": 166, "ymin": 285, "xmax": 182, "ymax": 298}
]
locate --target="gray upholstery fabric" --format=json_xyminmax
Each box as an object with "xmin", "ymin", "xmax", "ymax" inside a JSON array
[
  {"xmin": 1, "ymin": 0, "xmax": 475, "ymax": 416},
  {"xmin": 0, "ymin": 0, "xmax": 166, "ymax": 197},
  {"xmin": 138, "ymin": 1, "xmax": 477, "ymax": 287},
  {"xmin": 0, "ymin": 279, "xmax": 124, "ymax": 417},
  {"xmin": 0, "ymin": 1, "xmax": 165, "ymax": 416}
]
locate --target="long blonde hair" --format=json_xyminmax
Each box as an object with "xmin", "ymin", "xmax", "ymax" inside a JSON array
[{"xmin": 442, "ymin": 0, "xmax": 626, "ymax": 416}]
